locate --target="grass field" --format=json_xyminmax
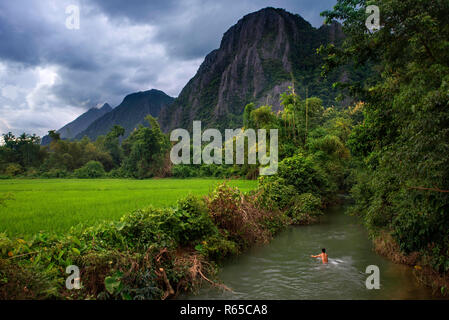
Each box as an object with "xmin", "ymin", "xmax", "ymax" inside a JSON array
[{"xmin": 0, "ymin": 178, "xmax": 257, "ymax": 238}]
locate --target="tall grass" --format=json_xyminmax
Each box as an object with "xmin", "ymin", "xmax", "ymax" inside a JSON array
[{"xmin": 0, "ymin": 178, "xmax": 257, "ymax": 237}]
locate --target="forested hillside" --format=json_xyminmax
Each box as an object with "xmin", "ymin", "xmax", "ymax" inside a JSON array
[
  {"xmin": 319, "ymin": 0, "xmax": 449, "ymax": 290},
  {"xmin": 158, "ymin": 7, "xmax": 371, "ymax": 132}
]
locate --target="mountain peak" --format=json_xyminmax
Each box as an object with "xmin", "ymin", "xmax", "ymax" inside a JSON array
[
  {"xmin": 238, "ymin": 7, "xmax": 309, "ymax": 25},
  {"xmin": 159, "ymin": 7, "xmax": 340, "ymax": 132},
  {"xmin": 41, "ymin": 103, "xmax": 112, "ymax": 145},
  {"xmin": 122, "ymin": 89, "xmax": 171, "ymax": 104},
  {"xmin": 99, "ymin": 103, "xmax": 112, "ymax": 112},
  {"xmin": 74, "ymin": 89, "xmax": 174, "ymax": 141},
  {"xmin": 219, "ymin": 7, "xmax": 312, "ymax": 53}
]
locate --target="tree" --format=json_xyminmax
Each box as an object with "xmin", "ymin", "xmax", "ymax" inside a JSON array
[
  {"xmin": 0, "ymin": 132, "xmax": 46, "ymax": 173},
  {"xmin": 321, "ymin": 0, "xmax": 449, "ymax": 275},
  {"xmin": 243, "ymin": 103, "xmax": 255, "ymax": 128},
  {"xmin": 48, "ymin": 130, "xmax": 61, "ymax": 143},
  {"xmin": 99, "ymin": 125, "xmax": 125, "ymax": 168},
  {"xmin": 121, "ymin": 116, "xmax": 170, "ymax": 178},
  {"xmin": 280, "ymin": 88, "xmax": 324, "ymax": 145},
  {"xmin": 250, "ymin": 105, "xmax": 278, "ymax": 129}
]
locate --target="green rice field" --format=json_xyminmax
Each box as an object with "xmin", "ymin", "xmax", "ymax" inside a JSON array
[{"xmin": 0, "ymin": 178, "xmax": 258, "ymax": 238}]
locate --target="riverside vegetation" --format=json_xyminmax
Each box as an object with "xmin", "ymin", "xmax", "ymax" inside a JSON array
[
  {"xmin": 0, "ymin": 87, "xmax": 354, "ymax": 299},
  {"xmin": 318, "ymin": 0, "xmax": 449, "ymax": 294},
  {"xmin": 1, "ymin": 0, "xmax": 448, "ymax": 299}
]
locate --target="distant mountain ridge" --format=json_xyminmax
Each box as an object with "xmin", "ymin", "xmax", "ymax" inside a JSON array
[
  {"xmin": 41, "ymin": 103, "xmax": 112, "ymax": 145},
  {"xmin": 74, "ymin": 89, "xmax": 174, "ymax": 141},
  {"xmin": 48, "ymin": 7, "xmax": 355, "ymax": 141},
  {"xmin": 158, "ymin": 7, "xmax": 347, "ymax": 132}
]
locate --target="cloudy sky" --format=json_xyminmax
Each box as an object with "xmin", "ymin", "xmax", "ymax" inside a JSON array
[{"xmin": 0, "ymin": 0, "xmax": 336, "ymax": 137}]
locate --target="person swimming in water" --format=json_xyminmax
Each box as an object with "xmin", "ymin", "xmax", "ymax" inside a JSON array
[{"xmin": 311, "ymin": 248, "xmax": 328, "ymax": 264}]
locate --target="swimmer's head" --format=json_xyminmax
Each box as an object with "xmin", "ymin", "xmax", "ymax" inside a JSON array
[{"xmin": 322, "ymin": 248, "xmax": 326, "ymax": 253}]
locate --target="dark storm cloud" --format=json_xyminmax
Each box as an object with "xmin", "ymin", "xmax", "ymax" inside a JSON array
[
  {"xmin": 88, "ymin": 0, "xmax": 180, "ymax": 23},
  {"xmin": 0, "ymin": 0, "xmax": 336, "ymax": 136},
  {"xmin": 0, "ymin": 1, "xmax": 51, "ymax": 66},
  {"xmin": 89, "ymin": 0, "xmax": 337, "ymax": 59}
]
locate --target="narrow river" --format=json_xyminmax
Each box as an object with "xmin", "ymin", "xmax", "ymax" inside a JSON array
[{"xmin": 186, "ymin": 202, "xmax": 441, "ymax": 299}]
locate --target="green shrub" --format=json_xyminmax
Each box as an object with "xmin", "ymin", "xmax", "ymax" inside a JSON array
[
  {"xmin": 258, "ymin": 177, "xmax": 298, "ymax": 211},
  {"xmin": 308, "ymin": 135, "xmax": 349, "ymax": 161},
  {"xmin": 116, "ymin": 207, "xmax": 179, "ymax": 249},
  {"xmin": 74, "ymin": 161, "xmax": 105, "ymax": 178},
  {"xmin": 172, "ymin": 164, "xmax": 231, "ymax": 178},
  {"xmin": 207, "ymin": 183, "xmax": 282, "ymax": 248},
  {"xmin": 174, "ymin": 195, "xmax": 217, "ymax": 245},
  {"xmin": 91, "ymin": 195, "xmax": 216, "ymax": 249},
  {"xmin": 4, "ymin": 163, "xmax": 22, "ymax": 177},
  {"xmin": 276, "ymin": 153, "xmax": 329, "ymax": 197},
  {"xmin": 41, "ymin": 168, "xmax": 69, "ymax": 178},
  {"xmin": 25, "ymin": 167, "xmax": 39, "ymax": 178},
  {"xmin": 171, "ymin": 165, "xmax": 194, "ymax": 178},
  {"xmin": 195, "ymin": 233, "xmax": 238, "ymax": 261},
  {"xmin": 106, "ymin": 168, "xmax": 124, "ymax": 178},
  {"xmin": 0, "ymin": 258, "xmax": 60, "ymax": 299},
  {"xmin": 260, "ymin": 210, "xmax": 291, "ymax": 235},
  {"xmin": 289, "ymin": 193, "xmax": 323, "ymax": 225}
]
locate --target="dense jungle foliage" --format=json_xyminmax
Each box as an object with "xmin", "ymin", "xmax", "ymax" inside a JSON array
[
  {"xmin": 0, "ymin": 116, "xmax": 170, "ymax": 180},
  {"xmin": 319, "ymin": 0, "xmax": 449, "ymax": 290}
]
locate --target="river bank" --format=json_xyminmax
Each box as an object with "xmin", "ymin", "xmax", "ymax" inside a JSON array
[{"xmin": 184, "ymin": 203, "xmax": 443, "ymax": 299}]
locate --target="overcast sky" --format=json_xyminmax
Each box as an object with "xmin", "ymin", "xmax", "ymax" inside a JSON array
[{"xmin": 0, "ymin": 0, "xmax": 336, "ymax": 137}]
